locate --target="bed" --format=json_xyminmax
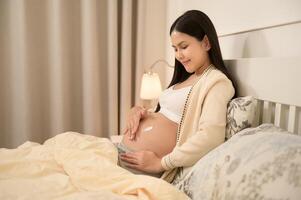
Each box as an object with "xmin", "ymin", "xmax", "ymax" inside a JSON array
[{"xmin": 0, "ymin": 60, "xmax": 300, "ymax": 200}]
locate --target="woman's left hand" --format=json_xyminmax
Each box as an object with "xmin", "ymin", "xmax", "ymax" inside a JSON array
[{"xmin": 120, "ymin": 151, "xmax": 164, "ymax": 174}]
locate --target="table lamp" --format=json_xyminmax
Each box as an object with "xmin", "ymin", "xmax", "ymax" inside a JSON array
[{"xmin": 139, "ymin": 59, "xmax": 173, "ymax": 108}]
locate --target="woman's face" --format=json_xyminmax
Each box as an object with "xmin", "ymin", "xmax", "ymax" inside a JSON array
[{"xmin": 171, "ymin": 31, "xmax": 211, "ymax": 73}]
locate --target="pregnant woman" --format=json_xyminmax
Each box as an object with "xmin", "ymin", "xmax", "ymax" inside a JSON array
[{"xmin": 119, "ymin": 10, "xmax": 236, "ymax": 182}]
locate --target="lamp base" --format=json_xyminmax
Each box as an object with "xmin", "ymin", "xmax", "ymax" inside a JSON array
[{"xmin": 141, "ymin": 99, "xmax": 157, "ymax": 111}]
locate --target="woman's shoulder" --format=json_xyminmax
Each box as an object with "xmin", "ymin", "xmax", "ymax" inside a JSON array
[
  {"xmin": 189, "ymin": 68, "xmax": 235, "ymax": 102},
  {"xmin": 191, "ymin": 67, "xmax": 234, "ymax": 97},
  {"xmin": 201, "ymin": 67, "xmax": 232, "ymax": 87},
  {"xmin": 208, "ymin": 67, "xmax": 229, "ymax": 80}
]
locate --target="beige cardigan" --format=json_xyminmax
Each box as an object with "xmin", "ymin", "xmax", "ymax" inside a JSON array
[{"xmin": 160, "ymin": 68, "xmax": 235, "ymax": 182}]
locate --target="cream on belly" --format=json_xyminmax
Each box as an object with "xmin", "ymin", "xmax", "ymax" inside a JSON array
[
  {"xmin": 143, "ymin": 126, "xmax": 153, "ymax": 132},
  {"xmin": 122, "ymin": 112, "xmax": 178, "ymax": 158}
]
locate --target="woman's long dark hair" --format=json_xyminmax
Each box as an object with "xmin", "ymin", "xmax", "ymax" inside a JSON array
[{"xmin": 155, "ymin": 10, "xmax": 236, "ymax": 112}]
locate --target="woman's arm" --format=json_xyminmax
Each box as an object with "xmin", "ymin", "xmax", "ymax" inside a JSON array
[
  {"xmin": 161, "ymin": 79, "xmax": 235, "ymax": 170},
  {"xmin": 124, "ymin": 106, "xmax": 148, "ymax": 140}
]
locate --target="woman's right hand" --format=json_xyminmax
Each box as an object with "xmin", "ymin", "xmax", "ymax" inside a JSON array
[{"xmin": 123, "ymin": 106, "xmax": 147, "ymax": 140}]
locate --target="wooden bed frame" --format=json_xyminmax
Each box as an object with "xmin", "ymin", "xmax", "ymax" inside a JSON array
[{"xmin": 226, "ymin": 58, "xmax": 301, "ymax": 135}]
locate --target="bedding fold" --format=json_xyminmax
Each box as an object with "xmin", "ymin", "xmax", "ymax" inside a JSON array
[{"xmin": 0, "ymin": 132, "xmax": 189, "ymax": 200}]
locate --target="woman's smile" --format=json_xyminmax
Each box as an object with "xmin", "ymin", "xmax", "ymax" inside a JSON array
[{"xmin": 182, "ymin": 59, "xmax": 190, "ymax": 65}]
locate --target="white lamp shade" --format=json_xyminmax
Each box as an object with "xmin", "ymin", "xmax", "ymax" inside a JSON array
[{"xmin": 140, "ymin": 72, "xmax": 162, "ymax": 100}]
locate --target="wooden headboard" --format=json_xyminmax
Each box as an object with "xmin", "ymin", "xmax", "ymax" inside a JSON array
[{"xmin": 225, "ymin": 58, "xmax": 301, "ymax": 135}]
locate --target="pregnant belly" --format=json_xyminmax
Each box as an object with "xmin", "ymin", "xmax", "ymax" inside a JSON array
[{"xmin": 122, "ymin": 112, "xmax": 178, "ymax": 158}]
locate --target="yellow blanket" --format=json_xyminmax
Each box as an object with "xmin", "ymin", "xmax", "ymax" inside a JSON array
[{"xmin": 0, "ymin": 132, "xmax": 189, "ymax": 200}]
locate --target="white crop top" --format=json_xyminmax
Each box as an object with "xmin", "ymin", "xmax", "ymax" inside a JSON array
[{"xmin": 158, "ymin": 85, "xmax": 192, "ymax": 124}]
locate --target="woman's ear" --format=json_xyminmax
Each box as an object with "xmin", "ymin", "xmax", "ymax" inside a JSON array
[{"xmin": 202, "ymin": 35, "xmax": 211, "ymax": 51}]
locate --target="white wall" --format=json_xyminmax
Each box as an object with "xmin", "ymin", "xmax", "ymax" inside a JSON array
[
  {"xmin": 165, "ymin": 0, "xmax": 301, "ymax": 36},
  {"xmin": 164, "ymin": 0, "xmax": 301, "ymax": 133},
  {"xmin": 165, "ymin": 0, "xmax": 301, "ymax": 60}
]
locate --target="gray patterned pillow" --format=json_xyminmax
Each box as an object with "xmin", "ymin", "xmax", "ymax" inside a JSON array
[
  {"xmin": 226, "ymin": 96, "xmax": 256, "ymax": 140},
  {"xmin": 185, "ymin": 124, "xmax": 301, "ymax": 200}
]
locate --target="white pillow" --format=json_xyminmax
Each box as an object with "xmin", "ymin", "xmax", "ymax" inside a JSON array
[{"xmin": 225, "ymin": 96, "xmax": 256, "ymax": 140}]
